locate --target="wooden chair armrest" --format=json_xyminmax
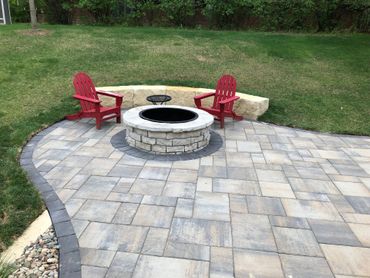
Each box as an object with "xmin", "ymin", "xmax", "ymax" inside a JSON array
[
  {"xmin": 219, "ymin": 96, "xmax": 240, "ymax": 105},
  {"xmin": 194, "ymin": 92, "xmax": 215, "ymax": 100},
  {"xmin": 73, "ymin": 95, "xmax": 101, "ymax": 104},
  {"xmin": 96, "ymin": 90, "xmax": 123, "ymax": 99}
]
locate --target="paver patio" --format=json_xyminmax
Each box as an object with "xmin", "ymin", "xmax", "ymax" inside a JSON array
[{"xmin": 27, "ymin": 115, "xmax": 370, "ymax": 278}]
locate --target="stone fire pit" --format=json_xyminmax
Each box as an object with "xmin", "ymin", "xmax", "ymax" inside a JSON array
[{"xmin": 123, "ymin": 105, "xmax": 214, "ymax": 155}]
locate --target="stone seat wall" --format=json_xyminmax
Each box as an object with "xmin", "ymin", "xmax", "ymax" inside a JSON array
[{"xmin": 96, "ymin": 85, "xmax": 269, "ymax": 120}]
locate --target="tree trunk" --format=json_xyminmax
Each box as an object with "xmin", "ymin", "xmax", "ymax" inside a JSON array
[{"xmin": 29, "ymin": 0, "xmax": 37, "ymax": 29}]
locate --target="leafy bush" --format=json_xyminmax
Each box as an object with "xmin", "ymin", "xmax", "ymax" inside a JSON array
[
  {"xmin": 203, "ymin": 0, "xmax": 254, "ymax": 28},
  {"xmin": 126, "ymin": 0, "xmax": 163, "ymax": 26},
  {"xmin": 253, "ymin": 0, "xmax": 316, "ymax": 31},
  {"xmin": 9, "ymin": 0, "xmax": 46, "ymax": 23},
  {"xmin": 160, "ymin": 0, "xmax": 195, "ymax": 26}
]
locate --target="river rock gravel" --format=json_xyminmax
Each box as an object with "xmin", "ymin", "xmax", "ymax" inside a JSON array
[{"xmin": 9, "ymin": 227, "xmax": 59, "ymax": 278}]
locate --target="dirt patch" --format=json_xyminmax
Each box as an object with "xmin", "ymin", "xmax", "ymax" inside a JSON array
[{"xmin": 17, "ymin": 29, "xmax": 52, "ymax": 36}]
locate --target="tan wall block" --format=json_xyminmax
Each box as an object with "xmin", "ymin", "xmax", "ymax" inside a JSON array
[
  {"xmin": 132, "ymin": 86, "xmax": 167, "ymax": 107},
  {"xmin": 96, "ymin": 85, "xmax": 269, "ymax": 120},
  {"xmin": 234, "ymin": 93, "xmax": 269, "ymax": 120},
  {"xmin": 165, "ymin": 86, "xmax": 197, "ymax": 107}
]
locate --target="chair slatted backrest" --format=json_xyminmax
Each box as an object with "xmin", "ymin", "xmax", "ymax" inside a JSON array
[
  {"xmin": 73, "ymin": 72, "xmax": 99, "ymax": 112},
  {"xmin": 212, "ymin": 75, "xmax": 237, "ymax": 112}
]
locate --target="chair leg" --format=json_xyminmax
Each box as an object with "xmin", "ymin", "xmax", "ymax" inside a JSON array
[
  {"xmin": 96, "ymin": 117, "xmax": 102, "ymax": 130},
  {"xmin": 116, "ymin": 114, "xmax": 121, "ymax": 124},
  {"xmin": 232, "ymin": 112, "xmax": 243, "ymax": 121},
  {"xmin": 220, "ymin": 114, "xmax": 225, "ymax": 129}
]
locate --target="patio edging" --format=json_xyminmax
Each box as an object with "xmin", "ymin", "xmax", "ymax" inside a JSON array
[{"xmin": 20, "ymin": 121, "xmax": 81, "ymax": 278}]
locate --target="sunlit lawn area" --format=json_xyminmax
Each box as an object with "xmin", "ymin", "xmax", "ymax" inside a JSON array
[{"xmin": 0, "ymin": 23, "xmax": 369, "ymax": 251}]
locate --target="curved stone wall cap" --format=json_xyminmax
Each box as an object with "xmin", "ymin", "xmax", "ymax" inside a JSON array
[{"xmin": 123, "ymin": 105, "xmax": 214, "ymax": 132}]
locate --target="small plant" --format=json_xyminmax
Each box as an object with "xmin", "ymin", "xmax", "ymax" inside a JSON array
[{"xmin": 0, "ymin": 259, "xmax": 15, "ymax": 278}]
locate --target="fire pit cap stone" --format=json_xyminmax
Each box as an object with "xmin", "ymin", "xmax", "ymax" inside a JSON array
[{"xmin": 123, "ymin": 105, "xmax": 214, "ymax": 132}]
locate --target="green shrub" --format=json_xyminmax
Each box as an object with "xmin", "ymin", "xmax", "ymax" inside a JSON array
[
  {"xmin": 160, "ymin": 0, "xmax": 195, "ymax": 26},
  {"xmin": 203, "ymin": 0, "xmax": 254, "ymax": 28},
  {"xmin": 9, "ymin": 0, "xmax": 46, "ymax": 23},
  {"xmin": 126, "ymin": 0, "xmax": 163, "ymax": 26},
  {"xmin": 253, "ymin": 0, "xmax": 316, "ymax": 31},
  {"xmin": 0, "ymin": 260, "xmax": 15, "ymax": 278}
]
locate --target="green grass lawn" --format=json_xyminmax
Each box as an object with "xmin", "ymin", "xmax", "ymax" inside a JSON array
[{"xmin": 0, "ymin": 23, "xmax": 369, "ymax": 252}]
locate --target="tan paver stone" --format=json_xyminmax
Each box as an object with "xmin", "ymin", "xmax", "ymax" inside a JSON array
[
  {"xmin": 164, "ymin": 241, "xmax": 210, "ymax": 261},
  {"xmin": 132, "ymin": 204, "xmax": 174, "ymax": 228},
  {"xmin": 172, "ymin": 159, "xmax": 200, "ymax": 170},
  {"xmin": 269, "ymin": 215, "xmax": 309, "ymax": 229},
  {"xmin": 112, "ymin": 177, "xmax": 135, "ymax": 193},
  {"xmin": 82, "ymin": 265, "xmax": 107, "ymax": 278},
  {"xmin": 108, "ymin": 164, "xmax": 142, "ymax": 178},
  {"xmin": 213, "ymin": 178, "xmax": 260, "ymax": 195},
  {"xmin": 59, "ymin": 155, "xmax": 92, "ymax": 168},
  {"xmin": 348, "ymin": 223, "xmax": 370, "ymax": 247},
  {"xmin": 197, "ymin": 177, "xmax": 212, "ymax": 192},
  {"xmin": 133, "ymin": 255, "xmax": 209, "ymax": 278},
  {"xmin": 263, "ymin": 150, "xmax": 293, "ymax": 165},
  {"xmin": 142, "ymin": 228, "xmax": 169, "ymax": 256},
  {"xmin": 112, "ymin": 203, "xmax": 139, "ymax": 224},
  {"xmin": 289, "ymin": 178, "xmax": 339, "ymax": 194},
  {"xmin": 117, "ymin": 154, "xmax": 146, "ymax": 166},
  {"xmin": 174, "ymin": 198, "xmax": 193, "ymax": 218},
  {"xmin": 273, "ymin": 227, "xmax": 322, "ymax": 256},
  {"xmin": 210, "ymin": 247, "xmax": 233, "ymax": 278},
  {"xmin": 162, "ymin": 181, "xmax": 196, "ymax": 199},
  {"xmin": 74, "ymin": 176, "xmax": 119, "ymax": 200},
  {"xmin": 79, "ymin": 222, "xmax": 148, "ymax": 252},
  {"xmin": 65, "ymin": 174, "xmax": 90, "ymax": 190},
  {"xmin": 234, "ymin": 249, "xmax": 284, "ymax": 278},
  {"xmin": 80, "ymin": 248, "xmax": 116, "ymax": 268},
  {"xmin": 74, "ymin": 146, "xmax": 114, "ymax": 158},
  {"xmin": 308, "ymin": 219, "xmax": 361, "ymax": 246},
  {"xmin": 247, "ymin": 196, "xmax": 286, "ymax": 216},
  {"xmin": 321, "ymin": 244, "xmax": 370, "ymax": 276},
  {"xmin": 260, "ymin": 181, "xmax": 295, "ymax": 198},
  {"xmin": 105, "ymin": 252, "xmax": 139, "ymax": 278},
  {"xmin": 229, "ymin": 194, "xmax": 248, "ymax": 214},
  {"xmin": 44, "ymin": 166, "xmax": 81, "ymax": 181},
  {"xmin": 71, "ymin": 219, "xmax": 89, "ymax": 238},
  {"xmin": 65, "ymin": 198, "xmax": 86, "ymax": 217},
  {"xmin": 328, "ymin": 194, "xmax": 356, "ymax": 213},
  {"xmin": 193, "ymin": 192, "xmax": 230, "ymax": 221},
  {"xmin": 79, "ymin": 157, "xmax": 119, "ymax": 175},
  {"xmin": 316, "ymin": 150, "xmax": 349, "ymax": 160},
  {"xmin": 334, "ymin": 181, "xmax": 370, "ymax": 197},
  {"xmin": 256, "ymin": 169, "xmax": 287, "ymax": 183},
  {"xmin": 231, "ymin": 213, "xmax": 276, "ymax": 251},
  {"xmin": 341, "ymin": 213, "xmax": 370, "ymax": 224},
  {"xmin": 75, "ymin": 200, "xmax": 120, "ymax": 222},
  {"xmin": 169, "ymin": 218, "xmax": 232, "ymax": 247},
  {"xmin": 280, "ymin": 254, "xmax": 334, "ymax": 278},
  {"xmin": 56, "ymin": 188, "xmax": 76, "ymax": 202},
  {"xmin": 167, "ymin": 169, "xmax": 198, "ymax": 183},
  {"xmin": 236, "ymin": 141, "xmax": 261, "ymax": 152},
  {"xmin": 282, "ymin": 199, "xmax": 342, "ymax": 221},
  {"xmin": 226, "ymin": 152, "xmax": 253, "ymax": 167},
  {"xmin": 106, "ymin": 192, "xmax": 143, "ymax": 203},
  {"xmin": 129, "ymin": 179, "xmax": 166, "ymax": 196}
]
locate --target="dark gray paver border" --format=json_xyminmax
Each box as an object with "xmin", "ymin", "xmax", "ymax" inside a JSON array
[
  {"xmin": 20, "ymin": 121, "xmax": 81, "ymax": 278},
  {"xmin": 110, "ymin": 129, "xmax": 223, "ymax": 161}
]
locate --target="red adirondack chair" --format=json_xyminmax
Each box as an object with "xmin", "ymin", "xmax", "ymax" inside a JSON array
[
  {"xmin": 66, "ymin": 72, "xmax": 123, "ymax": 129},
  {"xmin": 194, "ymin": 75, "xmax": 242, "ymax": 128}
]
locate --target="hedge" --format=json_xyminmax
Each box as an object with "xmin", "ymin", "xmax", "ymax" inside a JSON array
[{"xmin": 9, "ymin": 0, "xmax": 370, "ymax": 32}]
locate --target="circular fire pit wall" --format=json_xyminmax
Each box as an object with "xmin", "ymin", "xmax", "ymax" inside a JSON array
[{"xmin": 123, "ymin": 106, "xmax": 214, "ymax": 155}]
